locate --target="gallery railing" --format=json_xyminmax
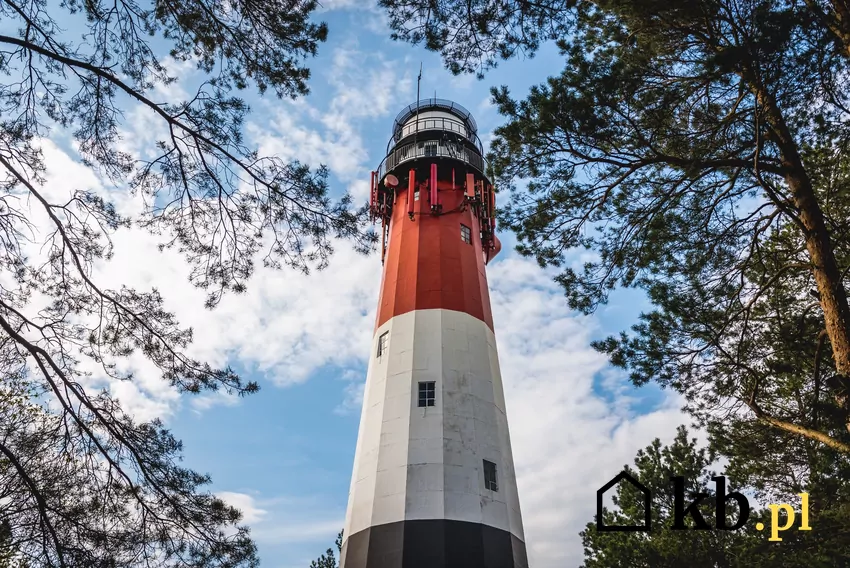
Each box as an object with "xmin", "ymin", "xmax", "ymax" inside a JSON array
[
  {"xmin": 389, "ymin": 116, "xmax": 484, "ymax": 155},
  {"xmin": 377, "ymin": 139, "xmax": 488, "ymax": 181}
]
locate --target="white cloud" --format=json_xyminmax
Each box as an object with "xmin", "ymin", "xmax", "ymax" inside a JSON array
[
  {"xmin": 239, "ymin": 494, "xmax": 344, "ymax": 549},
  {"xmin": 252, "ymin": 517, "xmax": 343, "ymax": 543},
  {"xmin": 5, "ymin": 141, "xmax": 182, "ymax": 423},
  {"xmin": 326, "ymin": 46, "xmax": 414, "ymax": 121},
  {"xmin": 217, "ymin": 492, "xmax": 269, "ymax": 525},
  {"xmin": 91, "ymin": 225, "xmax": 380, "ymax": 389},
  {"xmin": 22, "ymin": 137, "xmax": 382, "ymax": 422},
  {"xmin": 315, "ymin": 0, "xmax": 390, "ymax": 34},
  {"xmin": 250, "ymin": 100, "xmax": 368, "ymax": 182},
  {"xmin": 116, "ymin": 56, "xmax": 197, "ymax": 162},
  {"xmin": 477, "ymin": 96, "xmax": 496, "ymax": 115},
  {"xmin": 334, "ymin": 378, "xmax": 365, "ymax": 416},
  {"xmin": 250, "ymin": 44, "xmax": 414, "ymax": 201}
]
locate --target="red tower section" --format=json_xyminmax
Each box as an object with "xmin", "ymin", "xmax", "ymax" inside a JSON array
[
  {"xmin": 375, "ymin": 167, "xmax": 496, "ymax": 331},
  {"xmin": 369, "ymin": 100, "xmax": 502, "ymax": 332}
]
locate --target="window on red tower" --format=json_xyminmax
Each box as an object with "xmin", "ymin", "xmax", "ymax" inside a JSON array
[{"xmin": 460, "ymin": 224, "xmax": 471, "ymax": 244}]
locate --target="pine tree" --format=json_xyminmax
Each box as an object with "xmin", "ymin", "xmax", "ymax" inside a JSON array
[
  {"xmin": 380, "ymin": 0, "xmax": 850, "ymax": 74},
  {"xmin": 582, "ymin": 426, "xmax": 850, "ymax": 567},
  {"xmin": 384, "ymin": 0, "xmax": 850, "ymax": 452},
  {"xmin": 582, "ymin": 427, "xmax": 752, "ymax": 568},
  {"xmin": 309, "ymin": 531, "xmax": 342, "ymax": 568}
]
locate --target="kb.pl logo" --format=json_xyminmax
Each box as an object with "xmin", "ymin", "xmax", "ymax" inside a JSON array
[{"xmin": 597, "ymin": 471, "xmax": 812, "ymax": 541}]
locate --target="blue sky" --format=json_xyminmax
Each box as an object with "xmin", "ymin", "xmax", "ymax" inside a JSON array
[{"xmin": 23, "ymin": 1, "xmax": 694, "ymax": 566}]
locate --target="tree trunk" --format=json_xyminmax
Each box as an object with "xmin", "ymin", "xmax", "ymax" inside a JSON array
[
  {"xmin": 792, "ymin": 183, "xmax": 850, "ymax": 384},
  {"xmin": 758, "ymin": 90, "xmax": 850, "ymax": 435}
]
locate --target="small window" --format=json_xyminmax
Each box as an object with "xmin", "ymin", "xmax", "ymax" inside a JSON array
[
  {"xmin": 483, "ymin": 460, "xmax": 498, "ymax": 492},
  {"xmin": 460, "ymin": 224, "xmax": 471, "ymax": 244},
  {"xmin": 414, "ymin": 190, "xmax": 420, "ymax": 201},
  {"xmin": 423, "ymin": 141, "xmax": 438, "ymax": 157},
  {"xmin": 377, "ymin": 331, "xmax": 389, "ymax": 358},
  {"xmin": 418, "ymin": 381, "xmax": 436, "ymax": 407}
]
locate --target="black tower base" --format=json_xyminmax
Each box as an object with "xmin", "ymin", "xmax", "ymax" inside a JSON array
[{"xmin": 340, "ymin": 519, "xmax": 529, "ymax": 568}]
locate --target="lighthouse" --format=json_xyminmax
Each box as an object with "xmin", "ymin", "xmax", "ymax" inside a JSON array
[{"xmin": 340, "ymin": 99, "xmax": 528, "ymax": 568}]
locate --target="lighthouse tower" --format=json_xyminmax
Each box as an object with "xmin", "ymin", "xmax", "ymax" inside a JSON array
[{"xmin": 340, "ymin": 100, "xmax": 528, "ymax": 568}]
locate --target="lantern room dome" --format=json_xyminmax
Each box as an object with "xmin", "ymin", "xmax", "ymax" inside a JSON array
[
  {"xmin": 378, "ymin": 98, "xmax": 489, "ymax": 183},
  {"xmin": 391, "ymin": 98, "xmax": 478, "ymax": 144}
]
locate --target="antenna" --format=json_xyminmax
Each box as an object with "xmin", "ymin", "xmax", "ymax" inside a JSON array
[
  {"xmin": 416, "ymin": 63, "xmax": 422, "ymax": 136},
  {"xmin": 414, "ymin": 63, "xmax": 423, "ymax": 157}
]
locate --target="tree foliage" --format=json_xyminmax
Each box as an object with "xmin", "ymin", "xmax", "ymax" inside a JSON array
[
  {"xmin": 582, "ymin": 427, "xmax": 750, "ymax": 568},
  {"xmin": 380, "ymin": 0, "xmax": 850, "ymax": 75},
  {"xmin": 378, "ymin": 0, "xmax": 574, "ymax": 77},
  {"xmin": 804, "ymin": 0, "xmax": 850, "ymax": 57},
  {"xmin": 487, "ymin": 0, "xmax": 850, "ymax": 452},
  {"xmin": 308, "ymin": 531, "xmax": 342, "ymax": 568},
  {"xmin": 582, "ymin": 426, "xmax": 850, "ymax": 567},
  {"xmin": 0, "ymin": 519, "xmax": 17, "ymax": 568},
  {"xmin": 0, "ymin": 0, "xmax": 373, "ymax": 564},
  {"xmin": 2, "ymin": 378, "xmax": 255, "ymax": 567}
]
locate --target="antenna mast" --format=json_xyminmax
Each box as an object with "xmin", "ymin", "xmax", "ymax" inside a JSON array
[{"xmin": 415, "ymin": 63, "xmax": 422, "ymax": 142}]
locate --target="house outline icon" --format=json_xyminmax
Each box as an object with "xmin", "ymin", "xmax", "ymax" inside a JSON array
[{"xmin": 596, "ymin": 470, "xmax": 651, "ymax": 532}]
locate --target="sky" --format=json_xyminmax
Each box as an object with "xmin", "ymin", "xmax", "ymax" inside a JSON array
[{"xmin": 21, "ymin": 1, "xmax": 700, "ymax": 566}]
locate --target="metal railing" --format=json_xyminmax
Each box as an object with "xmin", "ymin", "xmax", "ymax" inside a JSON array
[
  {"xmin": 377, "ymin": 138, "xmax": 488, "ymax": 181},
  {"xmin": 387, "ymin": 116, "xmax": 484, "ymax": 155},
  {"xmin": 396, "ymin": 116, "xmax": 467, "ymax": 140}
]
